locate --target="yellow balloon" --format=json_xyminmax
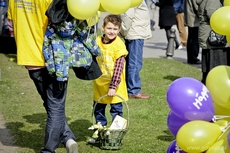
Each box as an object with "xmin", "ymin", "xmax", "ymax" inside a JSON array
[
  {"xmin": 67, "ymin": 0, "xmax": 100, "ymax": 20},
  {"xmin": 176, "ymin": 120, "xmax": 222, "ymax": 153},
  {"xmin": 215, "ymin": 119, "xmax": 230, "ymax": 128},
  {"xmin": 214, "ymin": 103, "xmax": 230, "ymax": 116},
  {"xmin": 224, "ymin": 0, "xmax": 230, "ymax": 6},
  {"xmin": 215, "ymin": 120, "xmax": 228, "ymax": 127},
  {"xmin": 99, "ymin": 3, "xmax": 107, "ymax": 12},
  {"xmin": 206, "ymin": 66, "xmax": 230, "ymax": 109},
  {"xmin": 227, "ymin": 35, "xmax": 230, "ymax": 44},
  {"xmin": 100, "ymin": 0, "xmax": 131, "ymax": 14},
  {"xmin": 206, "ymin": 127, "xmax": 230, "ymax": 153},
  {"xmin": 86, "ymin": 11, "xmax": 101, "ymax": 27},
  {"xmin": 130, "ymin": 0, "xmax": 142, "ymax": 8},
  {"xmin": 210, "ymin": 6, "xmax": 230, "ymax": 35},
  {"xmin": 206, "ymin": 139, "xmax": 230, "ymax": 153}
]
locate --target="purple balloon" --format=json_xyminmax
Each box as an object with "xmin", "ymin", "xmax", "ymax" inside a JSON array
[
  {"xmin": 166, "ymin": 77, "xmax": 214, "ymax": 121},
  {"xmin": 167, "ymin": 110, "xmax": 189, "ymax": 137},
  {"xmin": 167, "ymin": 140, "xmax": 186, "ymax": 153}
]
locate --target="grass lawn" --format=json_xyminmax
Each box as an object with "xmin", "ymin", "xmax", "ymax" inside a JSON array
[{"xmin": 0, "ymin": 53, "xmax": 202, "ymax": 153}]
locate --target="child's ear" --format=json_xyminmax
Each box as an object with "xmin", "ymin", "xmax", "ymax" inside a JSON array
[{"xmin": 101, "ymin": 26, "xmax": 105, "ymax": 32}]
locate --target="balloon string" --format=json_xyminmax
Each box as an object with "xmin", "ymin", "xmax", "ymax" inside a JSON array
[
  {"xmin": 212, "ymin": 115, "xmax": 230, "ymax": 122},
  {"xmin": 217, "ymin": 122, "xmax": 230, "ymax": 141},
  {"xmin": 220, "ymin": 122, "xmax": 230, "ymax": 132},
  {"xmin": 212, "ymin": 115, "xmax": 230, "ymax": 141}
]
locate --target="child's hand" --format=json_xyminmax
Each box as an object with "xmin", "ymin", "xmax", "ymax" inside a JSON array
[{"xmin": 108, "ymin": 89, "xmax": 116, "ymax": 96}]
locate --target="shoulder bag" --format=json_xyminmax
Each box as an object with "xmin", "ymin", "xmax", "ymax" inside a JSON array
[{"xmin": 208, "ymin": 30, "xmax": 227, "ymax": 46}]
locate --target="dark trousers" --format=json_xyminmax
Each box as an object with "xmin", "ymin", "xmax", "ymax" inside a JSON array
[
  {"xmin": 164, "ymin": 26, "xmax": 180, "ymax": 47},
  {"xmin": 93, "ymin": 102, "xmax": 123, "ymax": 126},
  {"xmin": 187, "ymin": 27, "xmax": 200, "ymax": 63},
  {"xmin": 201, "ymin": 48, "xmax": 230, "ymax": 84},
  {"xmin": 28, "ymin": 68, "xmax": 75, "ymax": 153}
]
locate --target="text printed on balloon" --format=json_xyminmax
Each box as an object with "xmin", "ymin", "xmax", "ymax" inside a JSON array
[{"xmin": 193, "ymin": 86, "xmax": 210, "ymax": 110}]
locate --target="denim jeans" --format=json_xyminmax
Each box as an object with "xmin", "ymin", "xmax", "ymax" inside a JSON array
[
  {"xmin": 93, "ymin": 102, "xmax": 123, "ymax": 126},
  {"xmin": 28, "ymin": 68, "xmax": 76, "ymax": 153},
  {"xmin": 125, "ymin": 39, "xmax": 144, "ymax": 96}
]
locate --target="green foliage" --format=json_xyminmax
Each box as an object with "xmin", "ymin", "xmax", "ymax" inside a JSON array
[{"xmin": 0, "ymin": 53, "xmax": 201, "ymax": 153}]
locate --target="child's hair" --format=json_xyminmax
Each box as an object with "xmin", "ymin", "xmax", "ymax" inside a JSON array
[{"xmin": 103, "ymin": 14, "xmax": 122, "ymax": 28}]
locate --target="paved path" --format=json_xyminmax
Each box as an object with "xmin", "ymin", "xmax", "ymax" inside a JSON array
[
  {"xmin": 143, "ymin": 26, "xmax": 202, "ymax": 70},
  {"xmin": 143, "ymin": 6, "xmax": 201, "ymax": 68},
  {"xmin": 0, "ymin": 114, "xmax": 18, "ymax": 152},
  {"xmin": 0, "ymin": 3, "xmax": 202, "ymax": 152}
]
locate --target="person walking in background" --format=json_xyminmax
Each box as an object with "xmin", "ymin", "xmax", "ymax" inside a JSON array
[
  {"xmin": 120, "ymin": 0, "xmax": 152, "ymax": 99},
  {"xmin": 155, "ymin": 0, "xmax": 180, "ymax": 50},
  {"xmin": 173, "ymin": 0, "xmax": 188, "ymax": 50},
  {"xmin": 184, "ymin": 0, "xmax": 201, "ymax": 64},
  {"xmin": 8, "ymin": 0, "xmax": 80, "ymax": 152},
  {"xmin": 146, "ymin": 0, "xmax": 156, "ymax": 31},
  {"xmin": 196, "ymin": 0, "xmax": 230, "ymax": 84},
  {"xmin": 89, "ymin": 14, "xmax": 129, "ymax": 143}
]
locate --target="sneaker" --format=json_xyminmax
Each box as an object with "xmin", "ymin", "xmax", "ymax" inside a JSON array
[
  {"xmin": 178, "ymin": 45, "xmax": 186, "ymax": 50},
  {"xmin": 66, "ymin": 139, "xmax": 78, "ymax": 153},
  {"xmin": 128, "ymin": 93, "xmax": 150, "ymax": 99},
  {"xmin": 88, "ymin": 137, "xmax": 99, "ymax": 144}
]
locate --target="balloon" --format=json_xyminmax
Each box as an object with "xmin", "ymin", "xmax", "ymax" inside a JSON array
[
  {"xmin": 210, "ymin": 6, "xmax": 230, "ymax": 35},
  {"xmin": 227, "ymin": 35, "xmax": 230, "ymax": 44},
  {"xmin": 130, "ymin": 0, "xmax": 142, "ymax": 8},
  {"xmin": 167, "ymin": 140, "xmax": 186, "ymax": 153},
  {"xmin": 86, "ymin": 11, "xmax": 101, "ymax": 27},
  {"xmin": 214, "ymin": 102, "xmax": 230, "ymax": 116},
  {"xmin": 166, "ymin": 77, "xmax": 214, "ymax": 121},
  {"xmin": 215, "ymin": 119, "xmax": 230, "ymax": 128},
  {"xmin": 176, "ymin": 120, "xmax": 222, "ymax": 153},
  {"xmin": 206, "ymin": 127, "xmax": 230, "ymax": 153},
  {"xmin": 67, "ymin": 0, "xmax": 100, "ymax": 20},
  {"xmin": 100, "ymin": 0, "xmax": 132, "ymax": 14},
  {"xmin": 99, "ymin": 4, "xmax": 106, "ymax": 12},
  {"xmin": 206, "ymin": 66, "xmax": 230, "ymax": 109},
  {"xmin": 167, "ymin": 111, "xmax": 190, "ymax": 137},
  {"xmin": 206, "ymin": 139, "xmax": 230, "ymax": 153},
  {"xmin": 224, "ymin": 0, "xmax": 230, "ymax": 6}
]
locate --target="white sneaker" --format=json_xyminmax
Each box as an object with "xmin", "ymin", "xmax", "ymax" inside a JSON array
[
  {"xmin": 178, "ymin": 45, "xmax": 186, "ymax": 50},
  {"xmin": 66, "ymin": 139, "xmax": 78, "ymax": 153}
]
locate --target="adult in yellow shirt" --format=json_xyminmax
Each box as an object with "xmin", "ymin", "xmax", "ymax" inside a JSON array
[
  {"xmin": 8, "ymin": 0, "xmax": 78, "ymax": 152},
  {"xmin": 88, "ymin": 14, "xmax": 128, "ymax": 143}
]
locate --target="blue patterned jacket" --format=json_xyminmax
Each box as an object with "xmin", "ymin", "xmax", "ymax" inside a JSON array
[{"xmin": 43, "ymin": 19, "xmax": 100, "ymax": 81}]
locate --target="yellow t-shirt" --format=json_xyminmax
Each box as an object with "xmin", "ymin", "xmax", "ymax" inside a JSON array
[
  {"xmin": 8, "ymin": 0, "xmax": 52, "ymax": 66},
  {"xmin": 94, "ymin": 36, "xmax": 128, "ymax": 104}
]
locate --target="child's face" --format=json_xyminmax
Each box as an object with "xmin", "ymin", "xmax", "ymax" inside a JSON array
[{"xmin": 102, "ymin": 22, "xmax": 120, "ymax": 41}]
